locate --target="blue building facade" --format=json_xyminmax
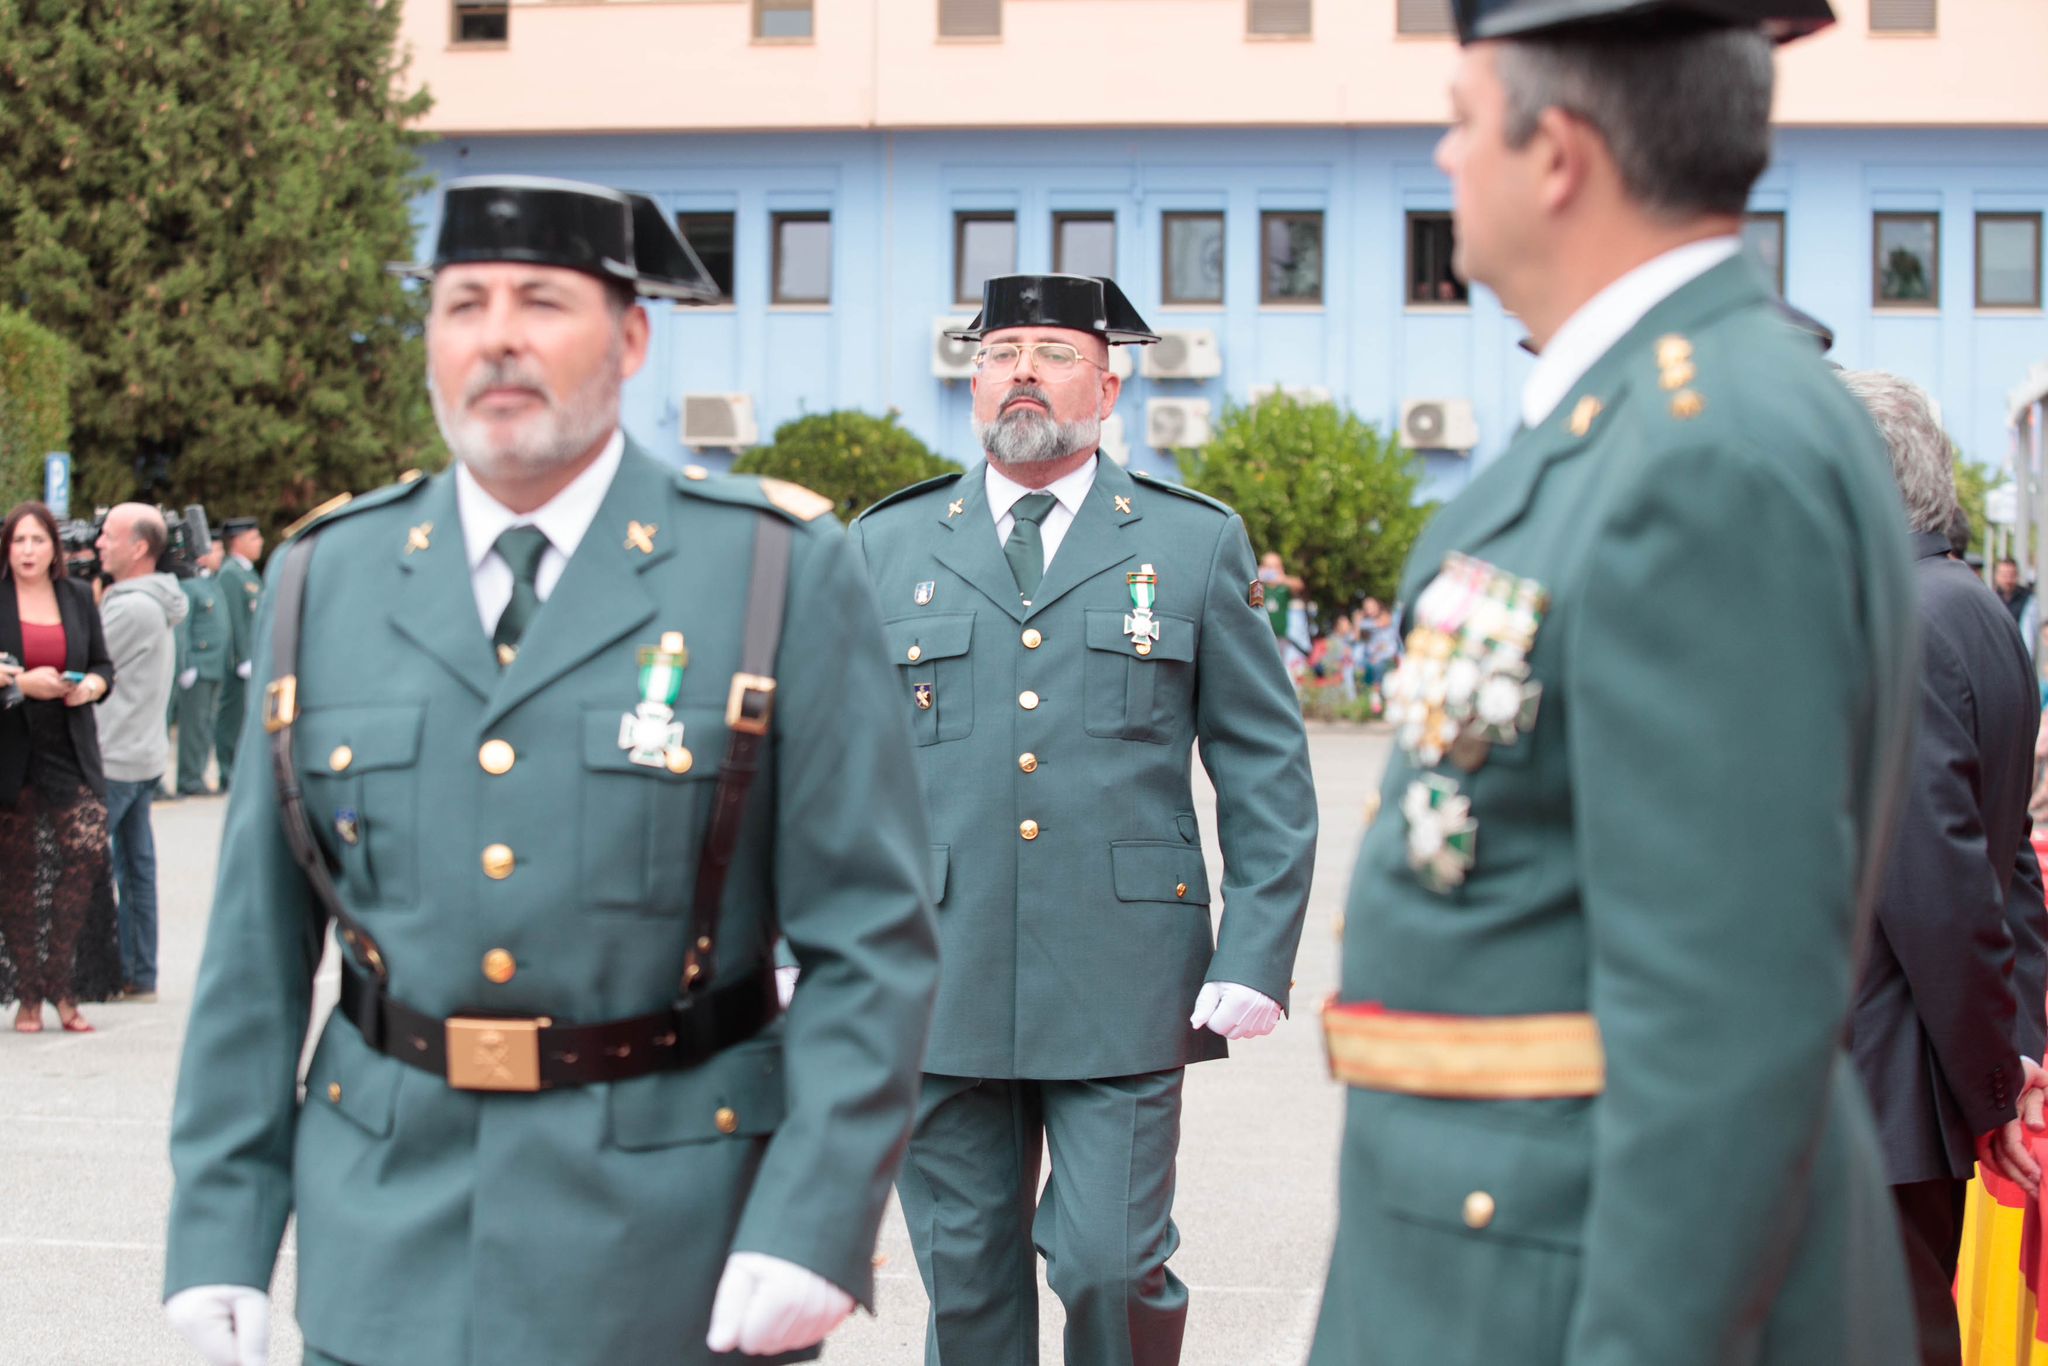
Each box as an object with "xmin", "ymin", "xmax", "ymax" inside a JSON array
[{"xmin": 418, "ymin": 126, "xmax": 2048, "ymax": 493}]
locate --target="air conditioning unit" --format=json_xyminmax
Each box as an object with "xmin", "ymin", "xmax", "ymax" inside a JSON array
[
  {"xmin": 1140, "ymin": 329, "xmax": 1223, "ymax": 381},
  {"xmin": 1108, "ymin": 346, "xmax": 1135, "ymax": 381},
  {"xmin": 1248, "ymin": 383, "xmax": 1334, "ymax": 407},
  {"xmin": 1146, "ymin": 398, "xmax": 1213, "ymax": 450},
  {"xmin": 933, "ymin": 318, "xmax": 979, "ymax": 381},
  {"xmin": 1399, "ymin": 397, "xmax": 1479, "ymax": 452},
  {"xmin": 1098, "ymin": 413, "xmax": 1130, "ymax": 466},
  {"xmin": 681, "ymin": 393, "xmax": 760, "ymax": 449}
]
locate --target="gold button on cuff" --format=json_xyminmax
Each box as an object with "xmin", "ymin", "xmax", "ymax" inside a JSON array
[
  {"xmin": 327, "ymin": 1082, "xmax": 342, "ymax": 1103},
  {"xmin": 1018, "ymin": 752, "xmax": 1038, "ymax": 773},
  {"xmin": 907, "ymin": 645, "xmax": 923, "ymax": 662},
  {"xmin": 1021, "ymin": 629, "xmax": 1043, "ymax": 649},
  {"xmin": 482, "ymin": 843, "xmax": 516, "ymax": 880},
  {"xmin": 1463, "ymin": 1191, "xmax": 1496, "ymax": 1230},
  {"xmin": 482, "ymin": 949, "xmax": 517, "ymax": 984},
  {"xmin": 479, "ymin": 740, "xmax": 515, "ymax": 775},
  {"xmin": 714, "ymin": 1106, "xmax": 740, "ymax": 1135},
  {"xmin": 328, "ymin": 745, "xmax": 353, "ymax": 773},
  {"xmin": 1175, "ymin": 883, "xmax": 1188, "ymax": 898},
  {"xmin": 1019, "ymin": 690, "xmax": 1040, "ymax": 710},
  {"xmin": 1019, "ymin": 819, "xmax": 1040, "ymax": 841}
]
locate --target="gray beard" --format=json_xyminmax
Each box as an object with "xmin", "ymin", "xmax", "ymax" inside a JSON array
[
  {"xmin": 430, "ymin": 343, "xmax": 623, "ymax": 482},
  {"xmin": 974, "ymin": 407, "xmax": 1102, "ymax": 483}
]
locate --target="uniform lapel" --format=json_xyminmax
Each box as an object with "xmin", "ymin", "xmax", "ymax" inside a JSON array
[
  {"xmin": 931, "ymin": 463, "xmax": 1029, "ymax": 623},
  {"xmin": 479, "ymin": 447, "xmax": 666, "ymax": 731},
  {"xmin": 390, "ymin": 473, "xmax": 500, "ymax": 703},
  {"xmin": 1023, "ymin": 459, "xmax": 1137, "ymax": 621}
]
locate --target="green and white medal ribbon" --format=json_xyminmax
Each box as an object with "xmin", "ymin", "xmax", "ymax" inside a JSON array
[
  {"xmin": 620, "ymin": 631, "xmax": 693, "ymax": 774},
  {"xmin": 1125, "ymin": 563, "xmax": 1162, "ymax": 656}
]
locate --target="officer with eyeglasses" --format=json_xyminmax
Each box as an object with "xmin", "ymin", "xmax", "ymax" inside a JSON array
[{"xmin": 851, "ymin": 274, "xmax": 1317, "ymax": 1366}]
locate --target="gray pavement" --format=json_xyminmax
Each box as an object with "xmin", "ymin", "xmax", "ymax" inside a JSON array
[{"xmin": 1, "ymin": 724, "xmax": 1388, "ymax": 1366}]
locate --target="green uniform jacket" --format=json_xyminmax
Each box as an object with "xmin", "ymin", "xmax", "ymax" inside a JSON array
[
  {"xmin": 1312, "ymin": 259, "xmax": 1918, "ymax": 1365},
  {"xmin": 174, "ymin": 574, "xmax": 232, "ymax": 684},
  {"xmin": 852, "ymin": 457, "xmax": 1316, "ymax": 1079},
  {"xmin": 165, "ymin": 447, "xmax": 940, "ymax": 1366},
  {"xmin": 215, "ymin": 554, "xmax": 260, "ymax": 667}
]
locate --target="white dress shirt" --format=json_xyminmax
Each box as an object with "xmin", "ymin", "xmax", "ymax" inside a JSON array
[
  {"xmin": 454, "ymin": 429, "xmax": 624, "ymax": 635},
  {"xmin": 985, "ymin": 455, "xmax": 1099, "ymax": 571},
  {"xmin": 1520, "ymin": 236, "xmax": 1741, "ymax": 429}
]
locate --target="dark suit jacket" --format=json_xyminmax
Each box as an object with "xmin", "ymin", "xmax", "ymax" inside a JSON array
[
  {"xmin": 1852, "ymin": 532, "xmax": 2048, "ymax": 1185},
  {"xmin": 0, "ymin": 574, "xmax": 116, "ymax": 805}
]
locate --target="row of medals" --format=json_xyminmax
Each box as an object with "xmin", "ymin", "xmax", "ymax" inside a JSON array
[{"xmin": 1378, "ymin": 553, "xmax": 1549, "ymax": 893}]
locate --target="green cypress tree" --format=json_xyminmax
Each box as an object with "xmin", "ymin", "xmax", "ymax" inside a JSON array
[{"xmin": 0, "ymin": 0, "xmax": 440, "ymax": 528}]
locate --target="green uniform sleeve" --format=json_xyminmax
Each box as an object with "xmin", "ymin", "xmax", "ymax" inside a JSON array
[
  {"xmin": 164, "ymin": 557, "xmax": 324, "ymax": 1297},
  {"xmin": 730, "ymin": 522, "xmax": 940, "ymax": 1308},
  {"xmin": 1193, "ymin": 513, "xmax": 1317, "ymax": 1010},
  {"xmin": 1561, "ymin": 443, "xmax": 1880, "ymax": 1363}
]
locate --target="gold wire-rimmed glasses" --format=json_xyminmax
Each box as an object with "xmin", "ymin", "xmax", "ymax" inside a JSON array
[{"xmin": 972, "ymin": 342, "xmax": 1108, "ymax": 376}]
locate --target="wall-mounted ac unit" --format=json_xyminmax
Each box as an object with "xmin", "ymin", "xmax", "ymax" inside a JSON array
[
  {"xmin": 1146, "ymin": 398, "xmax": 1214, "ymax": 450},
  {"xmin": 933, "ymin": 319, "xmax": 979, "ymax": 380},
  {"xmin": 1140, "ymin": 329, "xmax": 1223, "ymax": 381},
  {"xmin": 682, "ymin": 393, "xmax": 760, "ymax": 449},
  {"xmin": 1248, "ymin": 383, "xmax": 1334, "ymax": 407},
  {"xmin": 1108, "ymin": 345, "xmax": 1135, "ymax": 381},
  {"xmin": 1099, "ymin": 413, "xmax": 1130, "ymax": 466},
  {"xmin": 1399, "ymin": 397, "xmax": 1479, "ymax": 452}
]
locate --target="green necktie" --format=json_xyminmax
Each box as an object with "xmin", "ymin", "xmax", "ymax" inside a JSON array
[
  {"xmin": 1004, "ymin": 492, "xmax": 1057, "ymax": 603},
  {"xmin": 491, "ymin": 525, "xmax": 551, "ymax": 664}
]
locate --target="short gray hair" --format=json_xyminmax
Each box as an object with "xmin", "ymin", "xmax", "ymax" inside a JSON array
[
  {"xmin": 1839, "ymin": 369, "xmax": 1960, "ymax": 536},
  {"xmin": 1495, "ymin": 27, "xmax": 1775, "ymax": 220}
]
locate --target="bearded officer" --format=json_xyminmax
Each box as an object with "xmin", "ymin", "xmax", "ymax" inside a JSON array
[
  {"xmin": 211, "ymin": 518, "xmax": 262, "ymax": 792},
  {"xmin": 162, "ymin": 176, "xmax": 939, "ymax": 1366},
  {"xmin": 1310, "ymin": 4, "xmax": 1922, "ymax": 1363},
  {"xmin": 853, "ymin": 274, "xmax": 1317, "ymax": 1366}
]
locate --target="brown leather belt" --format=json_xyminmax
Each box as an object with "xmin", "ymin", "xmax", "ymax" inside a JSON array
[
  {"xmin": 1322, "ymin": 999, "xmax": 1606, "ymax": 1099},
  {"xmin": 339, "ymin": 958, "xmax": 777, "ymax": 1092}
]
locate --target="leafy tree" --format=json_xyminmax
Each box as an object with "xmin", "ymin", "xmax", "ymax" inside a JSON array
[
  {"xmin": 1953, "ymin": 455, "xmax": 2003, "ymax": 561},
  {"xmin": 735, "ymin": 410, "xmax": 962, "ymax": 523},
  {"xmin": 0, "ymin": 0, "xmax": 440, "ymax": 530},
  {"xmin": 1181, "ymin": 393, "xmax": 1432, "ymax": 616},
  {"xmin": 0, "ymin": 310, "xmax": 72, "ymax": 508}
]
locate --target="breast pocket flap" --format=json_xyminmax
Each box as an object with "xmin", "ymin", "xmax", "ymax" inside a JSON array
[
  {"xmin": 1109, "ymin": 840, "xmax": 1211, "ymax": 906},
  {"xmin": 609, "ymin": 1036, "xmax": 788, "ymax": 1151},
  {"xmin": 297, "ymin": 705, "xmax": 423, "ymax": 773},
  {"xmin": 1083, "ymin": 609, "xmax": 1196, "ymax": 663},
  {"xmin": 884, "ymin": 613, "xmax": 974, "ymax": 663}
]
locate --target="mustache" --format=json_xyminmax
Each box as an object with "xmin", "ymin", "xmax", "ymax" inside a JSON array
[
  {"xmin": 998, "ymin": 387, "xmax": 1053, "ymax": 418},
  {"xmin": 464, "ymin": 360, "xmax": 553, "ymax": 408}
]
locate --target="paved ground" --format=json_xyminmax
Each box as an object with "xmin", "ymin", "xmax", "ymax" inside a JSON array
[{"xmin": 0, "ymin": 724, "xmax": 1387, "ymax": 1366}]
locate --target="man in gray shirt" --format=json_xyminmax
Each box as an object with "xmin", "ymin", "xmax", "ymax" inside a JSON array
[{"xmin": 94, "ymin": 504, "xmax": 188, "ymax": 1001}]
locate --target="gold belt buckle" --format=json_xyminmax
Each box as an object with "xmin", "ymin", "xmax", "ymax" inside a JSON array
[{"xmin": 445, "ymin": 1016, "xmax": 545, "ymax": 1092}]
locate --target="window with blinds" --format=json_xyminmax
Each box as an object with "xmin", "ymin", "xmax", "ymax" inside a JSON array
[
  {"xmin": 1396, "ymin": 0, "xmax": 1455, "ymax": 36},
  {"xmin": 451, "ymin": 0, "xmax": 507, "ymax": 46},
  {"xmin": 1248, "ymin": 0, "xmax": 1312, "ymax": 36},
  {"xmin": 754, "ymin": 0, "xmax": 814, "ymax": 41},
  {"xmin": 939, "ymin": 0, "xmax": 1001, "ymax": 39},
  {"xmin": 1870, "ymin": 0, "xmax": 1935, "ymax": 32}
]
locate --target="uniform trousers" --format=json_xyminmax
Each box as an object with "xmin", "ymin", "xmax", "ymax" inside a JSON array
[
  {"xmin": 897, "ymin": 1068, "xmax": 1188, "ymax": 1366},
  {"xmin": 1892, "ymin": 1178, "xmax": 1967, "ymax": 1366},
  {"xmin": 173, "ymin": 678, "xmax": 219, "ymax": 794},
  {"xmin": 212, "ymin": 675, "xmax": 242, "ymax": 793}
]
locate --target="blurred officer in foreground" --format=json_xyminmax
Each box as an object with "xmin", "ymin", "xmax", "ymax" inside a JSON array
[
  {"xmin": 209, "ymin": 518, "xmax": 261, "ymax": 792},
  {"xmin": 854, "ymin": 274, "xmax": 1316, "ymax": 1365},
  {"xmin": 163, "ymin": 176, "xmax": 938, "ymax": 1366},
  {"xmin": 1312, "ymin": 3, "xmax": 1923, "ymax": 1363}
]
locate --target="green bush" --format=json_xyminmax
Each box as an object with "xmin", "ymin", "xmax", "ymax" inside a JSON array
[
  {"xmin": 0, "ymin": 310, "xmax": 73, "ymax": 509},
  {"xmin": 1181, "ymin": 393, "xmax": 1432, "ymax": 617},
  {"xmin": 736, "ymin": 410, "xmax": 962, "ymax": 523}
]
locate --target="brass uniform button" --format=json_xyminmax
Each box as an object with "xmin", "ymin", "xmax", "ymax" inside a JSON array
[
  {"xmin": 1175, "ymin": 883, "xmax": 1188, "ymax": 898},
  {"xmin": 1019, "ymin": 819, "xmax": 1040, "ymax": 841},
  {"xmin": 1135, "ymin": 641, "xmax": 1152, "ymax": 657},
  {"xmin": 714, "ymin": 1106, "xmax": 740, "ymax": 1135},
  {"xmin": 1021, "ymin": 629, "xmax": 1042, "ymax": 649},
  {"xmin": 1018, "ymin": 752, "xmax": 1038, "ymax": 774},
  {"xmin": 1019, "ymin": 690, "xmax": 1040, "ymax": 710},
  {"xmin": 683, "ymin": 464, "xmax": 710, "ymax": 481},
  {"xmin": 907, "ymin": 645, "xmax": 923, "ymax": 662},
  {"xmin": 327, "ymin": 1082, "xmax": 342, "ymax": 1103},
  {"xmin": 482, "ymin": 949, "xmax": 517, "ymax": 984},
  {"xmin": 666, "ymin": 747, "xmax": 694, "ymax": 775},
  {"xmin": 479, "ymin": 740, "xmax": 516, "ymax": 775},
  {"xmin": 1463, "ymin": 1191, "xmax": 1495, "ymax": 1230},
  {"xmin": 328, "ymin": 745, "xmax": 353, "ymax": 773},
  {"xmin": 482, "ymin": 844, "xmax": 516, "ymax": 880}
]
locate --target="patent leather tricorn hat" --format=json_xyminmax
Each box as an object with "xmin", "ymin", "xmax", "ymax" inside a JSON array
[
  {"xmin": 947, "ymin": 274, "xmax": 1160, "ymax": 346},
  {"xmin": 1451, "ymin": 0, "xmax": 1834, "ymax": 43}
]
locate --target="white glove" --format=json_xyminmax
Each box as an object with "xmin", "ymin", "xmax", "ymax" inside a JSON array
[
  {"xmin": 706, "ymin": 1251, "xmax": 854, "ymax": 1356},
  {"xmin": 1190, "ymin": 981, "xmax": 1283, "ymax": 1040},
  {"xmin": 235, "ymin": 660, "xmax": 253, "ymax": 680},
  {"xmin": 179, "ymin": 667, "xmax": 198, "ymax": 690},
  {"xmin": 165, "ymin": 1284, "xmax": 269, "ymax": 1366},
  {"xmin": 774, "ymin": 965, "xmax": 800, "ymax": 1009}
]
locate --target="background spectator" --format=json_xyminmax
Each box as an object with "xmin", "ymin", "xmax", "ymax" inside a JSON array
[
  {"xmin": 168, "ymin": 541, "xmax": 229, "ymax": 796},
  {"xmin": 1995, "ymin": 557, "xmax": 2038, "ymax": 664},
  {"xmin": 93, "ymin": 504, "xmax": 188, "ymax": 1002}
]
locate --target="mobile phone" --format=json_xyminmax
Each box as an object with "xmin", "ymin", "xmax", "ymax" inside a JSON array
[{"xmin": 62, "ymin": 670, "xmax": 86, "ymax": 683}]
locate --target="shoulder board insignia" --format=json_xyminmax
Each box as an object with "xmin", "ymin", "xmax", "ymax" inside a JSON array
[
  {"xmin": 856, "ymin": 471, "xmax": 967, "ymax": 522},
  {"xmin": 278, "ymin": 492, "xmax": 353, "ymax": 543},
  {"xmin": 758, "ymin": 477, "xmax": 836, "ymax": 523},
  {"xmin": 280, "ymin": 473, "xmax": 433, "ymax": 544},
  {"xmin": 1127, "ymin": 470, "xmax": 1232, "ymax": 515}
]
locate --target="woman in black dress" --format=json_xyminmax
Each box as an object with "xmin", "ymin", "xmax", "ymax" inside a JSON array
[{"xmin": 0, "ymin": 501, "xmax": 119, "ymax": 1033}]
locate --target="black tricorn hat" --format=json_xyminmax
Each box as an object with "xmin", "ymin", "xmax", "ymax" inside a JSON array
[
  {"xmin": 1452, "ymin": 0, "xmax": 1834, "ymax": 43},
  {"xmin": 947, "ymin": 274, "xmax": 1159, "ymax": 346},
  {"xmin": 396, "ymin": 176, "xmax": 718, "ymax": 302},
  {"xmin": 219, "ymin": 517, "xmax": 259, "ymax": 538}
]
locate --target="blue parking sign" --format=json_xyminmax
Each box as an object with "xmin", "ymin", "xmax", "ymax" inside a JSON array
[{"xmin": 44, "ymin": 452, "xmax": 70, "ymax": 519}]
